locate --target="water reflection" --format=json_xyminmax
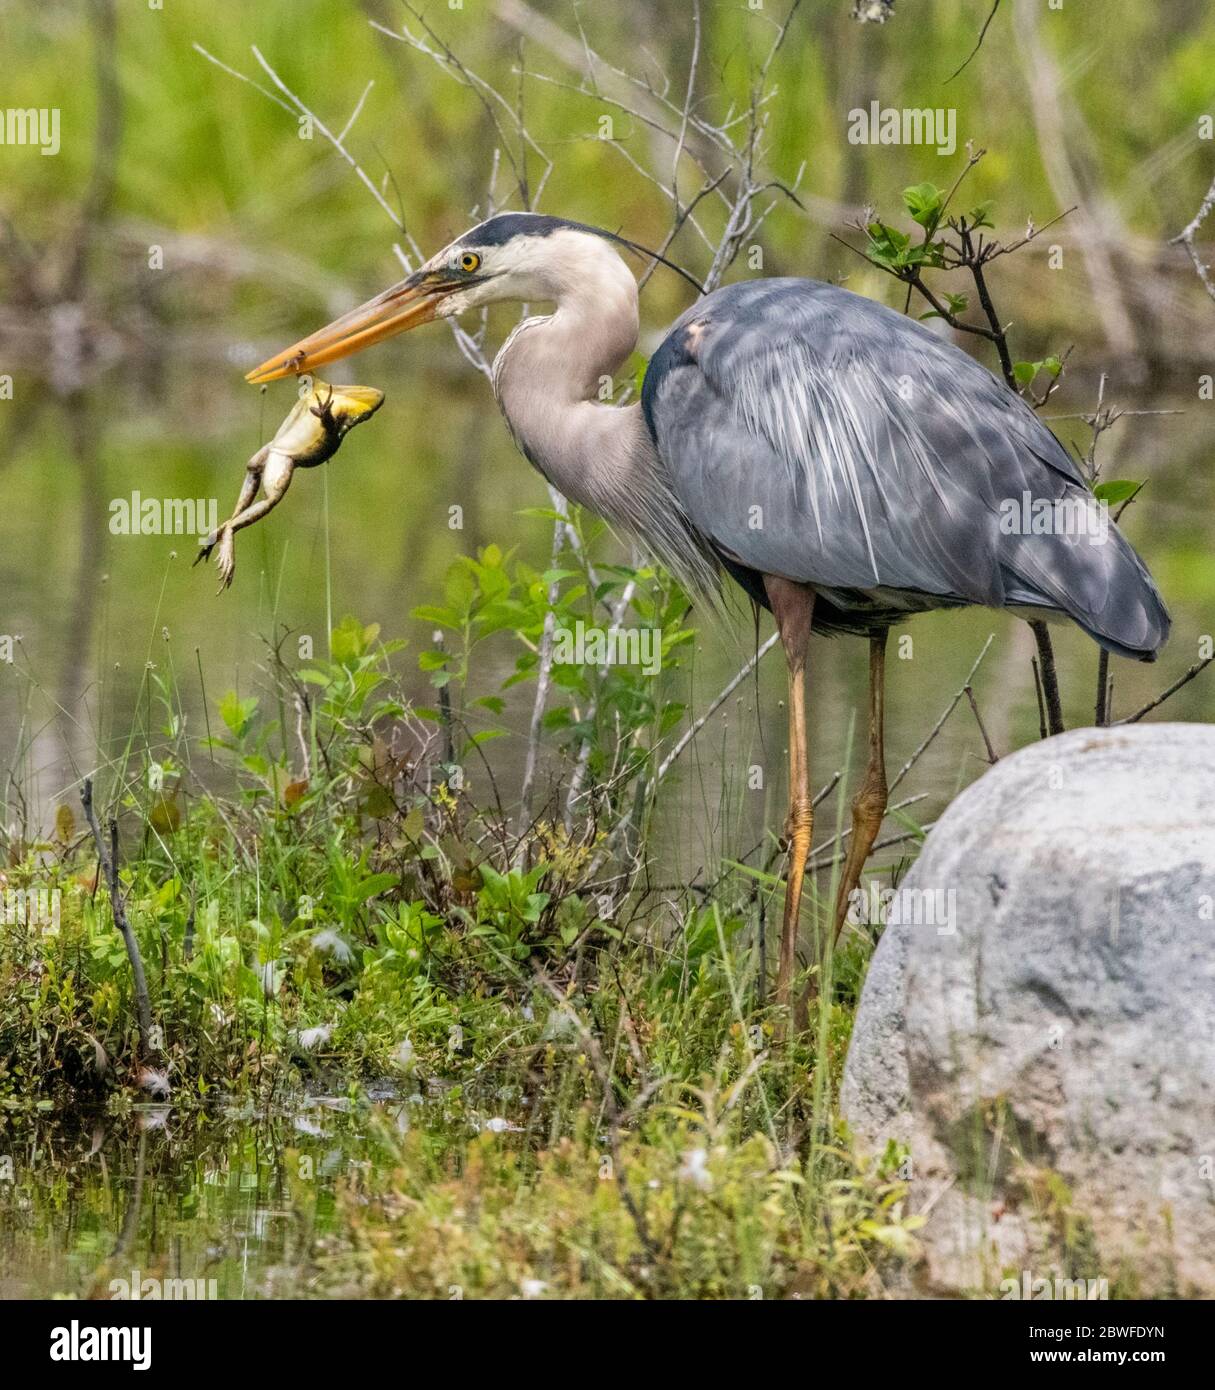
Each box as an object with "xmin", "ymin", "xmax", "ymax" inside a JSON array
[{"xmin": 0, "ymin": 1098, "xmax": 398, "ymax": 1300}]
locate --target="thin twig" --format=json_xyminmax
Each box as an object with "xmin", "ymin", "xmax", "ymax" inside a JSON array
[
  {"xmin": 81, "ymin": 778, "xmax": 156, "ymax": 1056},
  {"xmin": 889, "ymin": 634, "xmax": 995, "ymax": 792},
  {"xmin": 654, "ymin": 633, "xmax": 780, "ymax": 786},
  {"xmin": 1115, "ymin": 656, "xmax": 1214, "ymax": 725},
  {"xmin": 964, "ymin": 686, "xmax": 999, "ymax": 763},
  {"xmin": 1170, "ymin": 173, "xmax": 1215, "ymax": 303},
  {"xmin": 807, "ymin": 821, "xmax": 936, "ymax": 874},
  {"xmin": 194, "ymin": 44, "xmax": 403, "ymax": 229},
  {"xmin": 517, "ymin": 501, "xmax": 568, "ymax": 836},
  {"xmin": 945, "ymin": 0, "xmax": 1001, "ymax": 84},
  {"xmin": 806, "ymin": 793, "xmax": 928, "ymax": 868},
  {"xmin": 1095, "ymin": 646, "xmax": 1111, "ymax": 726},
  {"xmin": 432, "ymin": 631, "xmax": 455, "ymax": 767}
]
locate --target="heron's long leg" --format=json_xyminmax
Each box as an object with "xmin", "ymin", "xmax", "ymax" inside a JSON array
[
  {"xmin": 1029, "ymin": 619, "xmax": 1064, "ymax": 735},
  {"xmin": 831, "ymin": 631, "xmax": 888, "ymax": 947},
  {"xmin": 763, "ymin": 576, "xmax": 815, "ymax": 1013}
]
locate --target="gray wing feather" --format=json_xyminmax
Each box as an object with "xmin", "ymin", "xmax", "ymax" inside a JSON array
[{"xmin": 643, "ymin": 279, "xmax": 1169, "ymax": 657}]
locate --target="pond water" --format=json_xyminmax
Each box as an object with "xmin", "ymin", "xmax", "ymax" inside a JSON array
[{"xmin": 0, "ymin": 1090, "xmax": 418, "ymax": 1300}]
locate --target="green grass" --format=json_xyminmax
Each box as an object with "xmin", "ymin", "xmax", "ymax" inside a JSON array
[{"xmin": 0, "ymin": 546, "xmax": 926, "ymax": 1297}]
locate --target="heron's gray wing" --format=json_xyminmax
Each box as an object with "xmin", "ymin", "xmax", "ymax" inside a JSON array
[{"xmin": 642, "ymin": 279, "xmax": 1168, "ymax": 658}]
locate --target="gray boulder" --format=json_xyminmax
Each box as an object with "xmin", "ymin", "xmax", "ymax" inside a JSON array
[{"xmin": 841, "ymin": 723, "xmax": 1215, "ymax": 1296}]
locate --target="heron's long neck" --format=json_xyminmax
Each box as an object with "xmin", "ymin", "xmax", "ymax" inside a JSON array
[
  {"xmin": 491, "ymin": 250, "xmax": 716, "ymax": 595},
  {"xmin": 492, "ymin": 263, "xmax": 652, "ymax": 520},
  {"xmin": 489, "ymin": 262, "xmax": 647, "ymax": 497}
]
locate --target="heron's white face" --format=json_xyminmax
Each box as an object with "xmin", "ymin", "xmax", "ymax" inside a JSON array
[
  {"xmin": 246, "ymin": 217, "xmax": 636, "ymax": 384},
  {"xmin": 429, "ymin": 226, "xmax": 634, "ymax": 318}
]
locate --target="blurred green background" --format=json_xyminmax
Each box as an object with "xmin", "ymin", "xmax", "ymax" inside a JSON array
[{"xmin": 1, "ymin": 0, "xmax": 1213, "ymax": 863}]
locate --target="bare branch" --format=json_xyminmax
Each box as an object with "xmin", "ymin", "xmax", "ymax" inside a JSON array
[
  {"xmin": 1170, "ymin": 173, "xmax": 1215, "ymax": 303},
  {"xmin": 889, "ymin": 635, "xmax": 995, "ymax": 792},
  {"xmin": 517, "ymin": 496, "xmax": 570, "ymax": 837},
  {"xmin": 655, "ymin": 633, "xmax": 780, "ymax": 786},
  {"xmin": 81, "ymin": 779, "xmax": 157, "ymax": 1057},
  {"xmin": 945, "ymin": 0, "xmax": 1001, "ymax": 84},
  {"xmin": 1115, "ymin": 656, "xmax": 1215, "ymax": 725}
]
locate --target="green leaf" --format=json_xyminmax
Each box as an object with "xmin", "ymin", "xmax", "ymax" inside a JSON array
[
  {"xmin": 469, "ymin": 729, "xmax": 506, "ymax": 746},
  {"xmin": 902, "ymin": 181, "xmax": 942, "ymax": 229},
  {"xmin": 919, "ymin": 290, "xmax": 969, "ymax": 323},
  {"xmin": 331, "ymin": 616, "xmax": 379, "ymax": 666},
  {"xmin": 361, "ymin": 785, "xmax": 397, "ymax": 820},
  {"xmin": 1012, "ymin": 361, "xmax": 1038, "ymax": 387},
  {"xmin": 218, "ymin": 690, "xmax": 258, "ymax": 739},
  {"xmin": 865, "ymin": 221, "xmax": 910, "ymax": 266},
  {"xmin": 355, "ymin": 872, "xmax": 400, "ymax": 901},
  {"xmin": 411, "ymin": 604, "xmax": 459, "ymax": 629},
  {"xmin": 1093, "ymin": 479, "xmax": 1143, "ymax": 505}
]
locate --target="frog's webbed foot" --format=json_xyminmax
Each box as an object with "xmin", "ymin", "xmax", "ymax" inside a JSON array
[{"xmin": 215, "ymin": 529, "xmax": 237, "ymax": 592}]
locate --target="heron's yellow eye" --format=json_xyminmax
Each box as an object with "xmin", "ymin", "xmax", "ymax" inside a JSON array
[{"xmin": 459, "ymin": 251, "xmax": 481, "ymax": 273}]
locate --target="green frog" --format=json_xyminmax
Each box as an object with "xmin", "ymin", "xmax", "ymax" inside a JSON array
[{"xmin": 196, "ymin": 381, "xmax": 384, "ymax": 590}]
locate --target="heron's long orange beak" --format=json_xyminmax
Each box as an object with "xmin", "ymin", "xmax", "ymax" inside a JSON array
[{"xmin": 245, "ymin": 274, "xmax": 451, "ymax": 384}]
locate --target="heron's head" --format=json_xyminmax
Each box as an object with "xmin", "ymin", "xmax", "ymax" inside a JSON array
[{"xmin": 246, "ymin": 213, "xmax": 657, "ymax": 385}]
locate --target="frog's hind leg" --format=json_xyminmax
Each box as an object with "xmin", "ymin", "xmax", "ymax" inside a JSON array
[
  {"xmin": 209, "ymin": 451, "xmax": 296, "ymax": 591},
  {"xmin": 220, "ymin": 450, "xmax": 295, "ymax": 538},
  {"xmin": 196, "ymin": 447, "xmax": 269, "ymax": 565}
]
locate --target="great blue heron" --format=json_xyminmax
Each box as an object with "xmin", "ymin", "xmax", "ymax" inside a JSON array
[{"xmin": 246, "ymin": 212, "xmax": 1170, "ymax": 1016}]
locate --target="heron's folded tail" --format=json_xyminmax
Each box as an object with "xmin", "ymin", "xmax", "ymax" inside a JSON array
[{"xmin": 1002, "ymin": 515, "xmax": 1170, "ymax": 662}]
